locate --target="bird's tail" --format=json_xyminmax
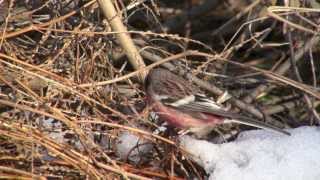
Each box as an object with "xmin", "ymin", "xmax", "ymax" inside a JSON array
[{"xmin": 227, "ymin": 118, "xmax": 290, "ymax": 135}]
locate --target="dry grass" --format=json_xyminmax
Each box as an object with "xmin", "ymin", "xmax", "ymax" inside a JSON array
[{"xmin": 0, "ymin": 0, "xmax": 319, "ymax": 179}]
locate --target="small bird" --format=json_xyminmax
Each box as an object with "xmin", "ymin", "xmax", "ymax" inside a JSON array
[{"xmin": 145, "ymin": 68, "xmax": 289, "ymax": 137}]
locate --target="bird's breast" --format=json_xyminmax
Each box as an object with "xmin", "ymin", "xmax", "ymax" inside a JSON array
[{"xmin": 151, "ymin": 100, "xmax": 224, "ymax": 128}]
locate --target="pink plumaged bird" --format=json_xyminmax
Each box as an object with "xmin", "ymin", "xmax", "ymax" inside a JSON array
[{"xmin": 145, "ymin": 68, "xmax": 289, "ymax": 136}]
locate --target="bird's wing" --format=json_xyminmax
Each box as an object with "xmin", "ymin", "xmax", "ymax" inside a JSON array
[
  {"xmin": 163, "ymin": 94, "xmax": 237, "ymax": 118},
  {"xmin": 164, "ymin": 94, "xmax": 290, "ymax": 135}
]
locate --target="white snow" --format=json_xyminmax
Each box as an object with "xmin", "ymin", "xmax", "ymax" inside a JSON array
[
  {"xmin": 116, "ymin": 131, "xmax": 153, "ymax": 163},
  {"xmin": 180, "ymin": 126, "xmax": 320, "ymax": 180}
]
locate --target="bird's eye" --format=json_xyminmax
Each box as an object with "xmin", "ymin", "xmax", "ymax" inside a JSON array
[{"xmin": 144, "ymin": 74, "xmax": 152, "ymax": 90}]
